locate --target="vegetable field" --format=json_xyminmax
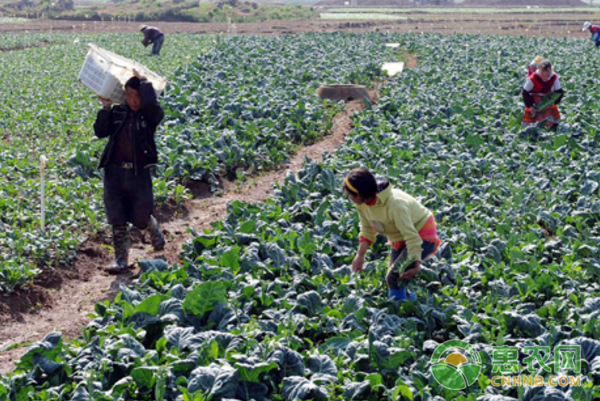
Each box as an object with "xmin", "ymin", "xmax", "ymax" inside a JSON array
[
  {"xmin": 2, "ymin": 32, "xmax": 600, "ymax": 400},
  {"xmin": 0, "ymin": 32, "xmax": 391, "ymax": 292},
  {"xmin": 0, "ymin": 17, "xmax": 27, "ymax": 24},
  {"xmin": 320, "ymin": 13, "xmax": 407, "ymax": 20},
  {"xmin": 0, "ymin": 33, "xmax": 213, "ymax": 290},
  {"xmin": 324, "ymin": 7, "xmax": 600, "ymax": 14}
]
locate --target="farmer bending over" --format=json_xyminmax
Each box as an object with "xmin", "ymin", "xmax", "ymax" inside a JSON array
[
  {"xmin": 94, "ymin": 69, "xmax": 165, "ymax": 274},
  {"xmin": 521, "ymin": 60, "xmax": 565, "ymax": 130},
  {"xmin": 344, "ymin": 168, "xmax": 441, "ymax": 301},
  {"xmin": 140, "ymin": 25, "xmax": 165, "ymax": 56},
  {"xmin": 582, "ymin": 22, "xmax": 600, "ymax": 48}
]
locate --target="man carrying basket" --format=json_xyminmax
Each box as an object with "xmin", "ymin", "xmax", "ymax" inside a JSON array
[{"xmin": 94, "ymin": 69, "xmax": 166, "ymax": 273}]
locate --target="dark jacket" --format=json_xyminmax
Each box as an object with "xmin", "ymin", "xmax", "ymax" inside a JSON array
[
  {"xmin": 94, "ymin": 79, "xmax": 164, "ymax": 174},
  {"xmin": 142, "ymin": 27, "xmax": 164, "ymax": 47}
]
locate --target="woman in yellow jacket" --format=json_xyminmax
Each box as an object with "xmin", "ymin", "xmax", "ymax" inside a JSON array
[{"xmin": 344, "ymin": 168, "xmax": 441, "ymax": 301}]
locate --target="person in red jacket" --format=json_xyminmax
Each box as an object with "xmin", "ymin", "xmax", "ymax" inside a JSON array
[
  {"xmin": 583, "ymin": 21, "xmax": 600, "ymax": 48},
  {"xmin": 521, "ymin": 60, "xmax": 565, "ymax": 130}
]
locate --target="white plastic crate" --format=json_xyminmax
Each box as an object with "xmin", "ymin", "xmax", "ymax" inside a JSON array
[
  {"xmin": 382, "ymin": 62, "xmax": 405, "ymax": 77},
  {"xmin": 78, "ymin": 44, "xmax": 167, "ymax": 104}
]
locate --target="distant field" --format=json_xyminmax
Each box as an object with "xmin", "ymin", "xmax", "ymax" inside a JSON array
[
  {"xmin": 320, "ymin": 12, "xmax": 407, "ymax": 19},
  {"xmin": 325, "ymin": 6, "xmax": 600, "ymax": 13},
  {"xmin": 74, "ymin": 0, "xmax": 109, "ymax": 9},
  {"xmin": 0, "ymin": 17, "xmax": 27, "ymax": 23}
]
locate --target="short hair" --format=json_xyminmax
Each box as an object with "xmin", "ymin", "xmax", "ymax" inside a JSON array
[
  {"xmin": 125, "ymin": 76, "xmax": 140, "ymax": 91},
  {"xmin": 539, "ymin": 61, "xmax": 552, "ymax": 71},
  {"xmin": 342, "ymin": 168, "xmax": 377, "ymax": 198}
]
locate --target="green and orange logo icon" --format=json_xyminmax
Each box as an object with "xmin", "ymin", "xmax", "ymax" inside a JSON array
[{"xmin": 430, "ymin": 340, "xmax": 482, "ymax": 390}]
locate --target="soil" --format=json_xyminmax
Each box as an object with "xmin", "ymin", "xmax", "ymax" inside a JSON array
[
  {"xmin": 404, "ymin": 53, "xmax": 418, "ymax": 69},
  {"xmin": 0, "ymin": 15, "xmax": 595, "ymax": 38},
  {"xmin": 0, "ymin": 66, "xmax": 401, "ymax": 373},
  {"xmin": 0, "ymin": 239, "xmax": 136, "ymax": 373}
]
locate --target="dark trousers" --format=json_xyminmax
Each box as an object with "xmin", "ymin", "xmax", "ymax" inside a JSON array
[
  {"xmin": 152, "ymin": 35, "xmax": 164, "ymax": 55},
  {"xmin": 103, "ymin": 164, "xmax": 153, "ymax": 229},
  {"xmin": 385, "ymin": 240, "xmax": 437, "ymax": 290}
]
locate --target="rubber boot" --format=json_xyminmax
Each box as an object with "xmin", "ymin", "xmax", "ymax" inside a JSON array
[
  {"xmin": 147, "ymin": 215, "xmax": 165, "ymax": 251},
  {"xmin": 389, "ymin": 288, "xmax": 417, "ymax": 302},
  {"xmin": 106, "ymin": 225, "xmax": 130, "ymax": 274}
]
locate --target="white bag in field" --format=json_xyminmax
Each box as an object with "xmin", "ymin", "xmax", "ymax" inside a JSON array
[{"xmin": 78, "ymin": 43, "xmax": 167, "ymax": 104}]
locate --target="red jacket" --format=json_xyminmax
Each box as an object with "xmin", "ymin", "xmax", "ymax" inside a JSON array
[
  {"xmin": 528, "ymin": 73, "xmax": 558, "ymax": 95},
  {"xmin": 522, "ymin": 73, "xmax": 564, "ymax": 108}
]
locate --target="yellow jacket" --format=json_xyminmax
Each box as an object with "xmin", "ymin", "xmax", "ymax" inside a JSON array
[{"xmin": 357, "ymin": 184, "xmax": 432, "ymax": 261}]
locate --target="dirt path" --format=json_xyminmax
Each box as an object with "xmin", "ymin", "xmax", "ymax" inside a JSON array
[{"xmin": 0, "ymin": 98, "xmax": 366, "ymax": 375}]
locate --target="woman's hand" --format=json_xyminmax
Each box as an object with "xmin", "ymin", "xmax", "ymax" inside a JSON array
[
  {"xmin": 530, "ymin": 106, "xmax": 537, "ymax": 116},
  {"xmin": 352, "ymin": 254, "xmax": 365, "ymax": 274},
  {"xmin": 399, "ymin": 261, "xmax": 421, "ymax": 280}
]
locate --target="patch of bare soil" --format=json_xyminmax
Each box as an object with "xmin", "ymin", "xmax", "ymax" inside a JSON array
[
  {"xmin": 404, "ymin": 53, "xmax": 418, "ymax": 69},
  {"xmin": 0, "ymin": 17, "xmax": 593, "ymax": 38},
  {"xmin": 0, "ymin": 96, "xmax": 369, "ymax": 375},
  {"xmin": 1, "ymin": 132, "xmax": 11, "ymax": 145},
  {"xmin": 0, "ymin": 237, "xmax": 135, "ymax": 374}
]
